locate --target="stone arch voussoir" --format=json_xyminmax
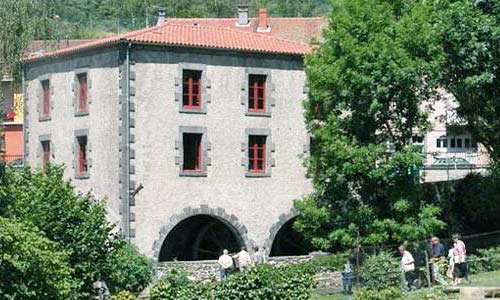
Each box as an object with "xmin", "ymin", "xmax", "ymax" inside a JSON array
[{"xmin": 264, "ymin": 209, "xmax": 299, "ymax": 255}]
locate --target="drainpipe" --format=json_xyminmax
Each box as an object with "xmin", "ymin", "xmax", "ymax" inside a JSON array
[
  {"xmin": 22, "ymin": 69, "xmax": 26, "ymax": 166},
  {"xmin": 124, "ymin": 41, "xmax": 132, "ymax": 242}
]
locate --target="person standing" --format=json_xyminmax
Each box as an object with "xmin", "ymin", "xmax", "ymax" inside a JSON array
[
  {"xmin": 218, "ymin": 249, "xmax": 233, "ymax": 281},
  {"xmin": 399, "ymin": 245, "xmax": 415, "ymax": 291},
  {"xmin": 431, "ymin": 237, "xmax": 447, "ymax": 285},
  {"xmin": 452, "ymin": 234, "xmax": 467, "ymax": 285},
  {"xmin": 234, "ymin": 247, "xmax": 252, "ymax": 271},
  {"xmin": 342, "ymin": 261, "xmax": 353, "ymax": 295},
  {"xmin": 253, "ymin": 246, "xmax": 268, "ymax": 265}
]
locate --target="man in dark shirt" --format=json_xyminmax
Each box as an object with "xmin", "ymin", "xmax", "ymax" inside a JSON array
[
  {"xmin": 431, "ymin": 237, "xmax": 447, "ymax": 285},
  {"xmin": 432, "ymin": 237, "xmax": 446, "ymax": 257}
]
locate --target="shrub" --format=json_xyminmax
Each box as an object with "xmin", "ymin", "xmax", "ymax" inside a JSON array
[
  {"xmin": 150, "ymin": 264, "xmax": 313, "ymax": 300},
  {"xmin": 111, "ymin": 290, "xmax": 137, "ymax": 300},
  {"xmin": 105, "ymin": 241, "xmax": 153, "ymax": 293},
  {"xmin": 359, "ymin": 251, "xmax": 402, "ymax": 290},
  {"xmin": 354, "ymin": 287, "xmax": 404, "ymax": 300},
  {"xmin": 468, "ymin": 245, "xmax": 500, "ymax": 274}
]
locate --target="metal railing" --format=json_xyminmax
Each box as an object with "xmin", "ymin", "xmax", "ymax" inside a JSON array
[
  {"xmin": 2, "ymin": 155, "xmax": 24, "ymax": 167},
  {"xmin": 423, "ymin": 151, "xmax": 490, "ymax": 170}
]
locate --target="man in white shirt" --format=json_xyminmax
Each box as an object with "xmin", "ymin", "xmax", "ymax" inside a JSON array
[
  {"xmin": 218, "ymin": 249, "xmax": 233, "ymax": 281},
  {"xmin": 399, "ymin": 245, "xmax": 415, "ymax": 290},
  {"xmin": 234, "ymin": 247, "xmax": 252, "ymax": 271}
]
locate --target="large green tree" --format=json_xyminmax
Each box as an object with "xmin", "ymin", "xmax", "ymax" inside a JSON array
[
  {"xmin": 295, "ymin": 0, "xmax": 446, "ymax": 251},
  {"xmin": 0, "ymin": 217, "xmax": 78, "ymax": 300},
  {"xmin": 436, "ymin": 0, "xmax": 500, "ymax": 163},
  {"xmin": 0, "ymin": 166, "xmax": 152, "ymax": 298}
]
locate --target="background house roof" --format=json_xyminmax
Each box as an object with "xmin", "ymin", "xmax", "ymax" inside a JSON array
[{"xmin": 23, "ymin": 16, "xmax": 325, "ymax": 63}]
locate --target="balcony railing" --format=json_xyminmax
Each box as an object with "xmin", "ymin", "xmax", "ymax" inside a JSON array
[
  {"xmin": 2, "ymin": 155, "xmax": 24, "ymax": 167},
  {"xmin": 423, "ymin": 151, "xmax": 490, "ymax": 170}
]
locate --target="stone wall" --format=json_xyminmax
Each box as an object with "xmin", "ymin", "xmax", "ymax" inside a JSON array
[{"xmin": 156, "ymin": 255, "xmax": 315, "ymax": 282}]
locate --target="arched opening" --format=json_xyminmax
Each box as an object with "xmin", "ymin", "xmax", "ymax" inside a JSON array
[
  {"xmin": 159, "ymin": 215, "xmax": 243, "ymax": 261},
  {"xmin": 270, "ymin": 217, "xmax": 313, "ymax": 256}
]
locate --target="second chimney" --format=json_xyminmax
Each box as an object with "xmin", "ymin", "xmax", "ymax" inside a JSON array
[
  {"xmin": 237, "ymin": 4, "xmax": 250, "ymax": 27},
  {"xmin": 257, "ymin": 8, "xmax": 270, "ymax": 32},
  {"xmin": 156, "ymin": 8, "xmax": 166, "ymax": 26}
]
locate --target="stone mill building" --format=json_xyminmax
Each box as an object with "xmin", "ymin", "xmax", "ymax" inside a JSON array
[{"xmin": 22, "ymin": 6, "xmax": 327, "ymax": 261}]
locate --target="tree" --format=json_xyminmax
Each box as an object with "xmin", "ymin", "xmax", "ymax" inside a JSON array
[
  {"xmin": 0, "ymin": 165, "xmax": 152, "ymax": 299},
  {"xmin": 294, "ymin": 0, "xmax": 446, "ymax": 251},
  {"xmin": 436, "ymin": 0, "xmax": 500, "ymax": 163},
  {"xmin": 0, "ymin": 217, "xmax": 78, "ymax": 300}
]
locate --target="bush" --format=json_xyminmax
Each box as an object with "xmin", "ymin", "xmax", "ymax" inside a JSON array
[
  {"xmin": 150, "ymin": 264, "xmax": 313, "ymax": 300},
  {"xmin": 354, "ymin": 287, "xmax": 403, "ymax": 300},
  {"xmin": 0, "ymin": 217, "xmax": 79, "ymax": 300},
  {"xmin": 111, "ymin": 291, "xmax": 137, "ymax": 300},
  {"xmin": 105, "ymin": 241, "xmax": 153, "ymax": 293},
  {"xmin": 359, "ymin": 251, "xmax": 402, "ymax": 290},
  {"xmin": 468, "ymin": 245, "xmax": 500, "ymax": 274}
]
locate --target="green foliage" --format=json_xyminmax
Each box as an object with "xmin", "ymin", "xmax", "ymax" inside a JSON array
[
  {"xmin": 435, "ymin": 0, "xmax": 500, "ymax": 163},
  {"xmin": 111, "ymin": 291, "xmax": 138, "ymax": 300},
  {"xmin": 423, "ymin": 167, "xmax": 500, "ymax": 234},
  {"xmin": 151, "ymin": 264, "xmax": 313, "ymax": 300},
  {"xmin": 295, "ymin": 0, "xmax": 446, "ymax": 251},
  {"xmin": 105, "ymin": 242, "xmax": 153, "ymax": 293},
  {"xmin": 0, "ymin": 217, "xmax": 78, "ymax": 300},
  {"xmin": 468, "ymin": 245, "xmax": 500, "ymax": 274},
  {"xmin": 359, "ymin": 252, "xmax": 402, "ymax": 290},
  {"xmin": 0, "ymin": 166, "xmax": 152, "ymax": 299},
  {"xmin": 353, "ymin": 287, "xmax": 403, "ymax": 300}
]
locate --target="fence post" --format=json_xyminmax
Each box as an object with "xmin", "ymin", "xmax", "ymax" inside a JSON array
[{"xmin": 424, "ymin": 250, "xmax": 432, "ymax": 287}]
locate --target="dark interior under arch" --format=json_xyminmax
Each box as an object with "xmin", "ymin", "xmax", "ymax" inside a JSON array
[
  {"xmin": 270, "ymin": 217, "xmax": 313, "ymax": 257},
  {"xmin": 159, "ymin": 214, "xmax": 243, "ymax": 262}
]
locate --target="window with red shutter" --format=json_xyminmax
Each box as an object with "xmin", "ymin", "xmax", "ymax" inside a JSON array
[
  {"xmin": 248, "ymin": 135, "xmax": 266, "ymax": 173},
  {"xmin": 183, "ymin": 133, "xmax": 202, "ymax": 171},
  {"xmin": 248, "ymin": 75, "xmax": 266, "ymax": 112},
  {"xmin": 77, "ymin": 136, "xmax": 88, "ymax": 175},
  {"xmin": 41, "ymin": 141, "xmax": 50, "ymax": 169},
  {"xmin": 182, "ymin": 70, "xmax": 202, "ymax": 110},
  {"xmin": 41, "ymin": 80, "xmax": 51, "ymax": 117},
  {"xmin": 77, "ymin": 73, "xmax": 88, "ymax": 113}
]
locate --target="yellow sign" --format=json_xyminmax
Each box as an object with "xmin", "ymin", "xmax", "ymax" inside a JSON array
[{"xmin": 13, "ymin": 93, "xmax": 23, "ymax": 123}]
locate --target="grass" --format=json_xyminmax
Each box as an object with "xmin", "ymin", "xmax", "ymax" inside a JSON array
[
  {"xmin": 312, "ymin": 293, "xmax": 352, "ymax": 300},
  {"xmin": 468, "ymin": 270, "xmax": 500, "ymax": 286},
  {"xmin": 310, "ymin": 270, "xmax": 500, "ymax": 300}
]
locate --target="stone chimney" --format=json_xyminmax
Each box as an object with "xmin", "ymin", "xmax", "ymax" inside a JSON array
[
  {"xmin": 156, "ymin": 7, "xmax": 166, "ymax": 26},
  {"xmin": 257, "ymin": 8, "xmax": 270, "ymax": 32},
  {"xmin": 236, "ymin": 3, "xmax": 250, "ymax": 27}
]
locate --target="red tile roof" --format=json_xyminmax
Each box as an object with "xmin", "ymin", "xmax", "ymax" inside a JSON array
[
  {"xmin": 166, "ymin": 17, "xmax": 327, "ymax": 44},
  {"xmin": 23, "ymin": 20, "xmax": 318, "ymax": 63}
]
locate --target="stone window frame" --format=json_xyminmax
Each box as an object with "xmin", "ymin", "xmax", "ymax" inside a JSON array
[
  {"xmin": 73, "ymin": 129, "xmax": 92, "ymax": 179},
  {"xmin": 175, "ymin": 126, "xmax": 211, "ymax": 177},
  {"xmin": 242, "ymin": 128, "xmax": 275, "ymax": 177},
  {"xmin": 72, "ymin": 68, "xmax": 92, "ymax": 117},
  {"xmin": 37, "ymin": 74, "xmax": 53, "ymax": 122},
  {"xmin": 174, "ymin": 63, "xmax": 211, "ymax": 114},
  {"xmin": 37, "ymin": 134, "xmax": 53, "ymax": 168},
  {"xmin": 241, "ymin": 68, "xmax": 275, "ymax": 117}
]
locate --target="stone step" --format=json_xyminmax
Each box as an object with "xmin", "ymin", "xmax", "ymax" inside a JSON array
[{"xmin": 460, "ymin": 286, "xmax": 500, "ymax": 299}]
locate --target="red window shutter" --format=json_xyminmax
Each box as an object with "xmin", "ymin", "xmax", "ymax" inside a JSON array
[
  {"xmin": 78, "ymin": 73, "xmax": 88, "ymax": 112},
  {"xmin": 182, "ymin": 70, "xmax": 202, "ymax": 109},
  {"xmin": 78, "ymin": 139, "xmax": 87, "ymax": 174},
  {"xmin": 248, "ymin": 75, "xmax": 266, "ymax": 112},
  {"xmin": 42, "ymin": 80, "xmax": 51, "ymax": 117},
  {"xmin": 42, "ymin": 141, "xmax": 50, "ymax": 170},
  {"xmin": 249, "ymin": 135, "xmax": 266, "ymax": 173}
]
